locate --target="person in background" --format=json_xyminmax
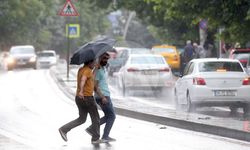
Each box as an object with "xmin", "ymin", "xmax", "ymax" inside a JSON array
[
  {"xmin": 193, "ymin": 43, "xmax": 199, "ymax": 58},
  {"xmin": 59, "ymin": 59, "xmax": 102, "ymax": 144},
  {"xmin": 180, "ymin": 40, "xmax": 195, "ymax": 74},
  {"xmin": 183, "ymin": 40, "xmax": 195, "ymax": 63},
  {"xmin": 193, "ymin": 43, "xmax": 206, "ymax": 58},
  {"xmin": 86, "ymin": 52, "xmax": 116, "ymax": 143}
]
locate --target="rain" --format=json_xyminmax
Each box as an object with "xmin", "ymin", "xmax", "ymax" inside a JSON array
[{"xmin": 0, "ymin": 0, "xmax": 250, "ymax": 149}]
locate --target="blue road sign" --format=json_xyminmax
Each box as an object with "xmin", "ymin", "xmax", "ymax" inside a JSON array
[{"xmin": 66, "ymin": 24, "xmax": 80, "ymax": 38}]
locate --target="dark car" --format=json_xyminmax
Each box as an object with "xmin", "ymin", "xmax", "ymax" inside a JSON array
[{"xmin": 6, "ymin": 45, "xmax": 37, "ymax": 70}]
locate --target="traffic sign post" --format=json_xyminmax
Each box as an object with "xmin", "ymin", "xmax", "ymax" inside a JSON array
[
  {"xmin": 66, "ymin": 24, "xmax": 80, "ymax": 38},
  {"xmin": 58, "ymin": 0, "xmax": 79, "ymax": 16},
  {"xmin": 58, "ymin": 0, "xmax": 80, "ymax": 78}
]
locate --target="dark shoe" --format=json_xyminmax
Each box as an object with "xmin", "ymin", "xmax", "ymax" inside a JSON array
[
  {"xmin": 59, "ymin": 128, "xmax": 68, "ymax": 142},
  {"xmin": 85, "ymin": 127, "xmax": 94, "ymax": 136}
]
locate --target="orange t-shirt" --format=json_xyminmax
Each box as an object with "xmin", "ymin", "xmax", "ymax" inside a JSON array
[{"xmin": 76, "ymin": 66, "xmax": 94, "ymax": 96}]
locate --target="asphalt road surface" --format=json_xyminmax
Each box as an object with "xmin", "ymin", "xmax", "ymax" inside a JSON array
[{"xmin": 0, "ymin": 69, "xmax": 249, "ymax": 150}]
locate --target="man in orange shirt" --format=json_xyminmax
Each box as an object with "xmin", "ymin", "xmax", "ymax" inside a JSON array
[{"xmin": 59, "ymin": 59, "xmax": 101, "ymax": 144}]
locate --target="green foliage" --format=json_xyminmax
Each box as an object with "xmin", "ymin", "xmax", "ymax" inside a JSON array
[
  {"xmin": 0, "ymin": 0, "xmax": 111, "ymax": 55},
  {"xmin": 0, "ymin": 0, "xmax": 58, "ymax": 50},
  {"xmin": 92, "ymin": 0, "xmax": 250, "ymax": 46}
]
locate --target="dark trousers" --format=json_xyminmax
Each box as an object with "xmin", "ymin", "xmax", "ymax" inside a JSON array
[{"xmin": 60, "ymin": 96, "xmax": 100, "ymax": 141}]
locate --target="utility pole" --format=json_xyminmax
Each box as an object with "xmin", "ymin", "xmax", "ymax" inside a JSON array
[
  {"xmin": 218, "ymin": 27, "xmax": 225, "ymax": 58},
  {"xmin": 123, "ymin": 11, "xmax": 135, "ymax": 40}
]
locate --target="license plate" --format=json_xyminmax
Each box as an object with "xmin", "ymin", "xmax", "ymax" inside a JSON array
[
  {"xmin": 142, "ymin": 70, "xmax": 156, "ymax": 75},
  {"xmin": 17, "ymin": 61, "xmax": 26, "ymax": 65},
  {"xmin": 213, "ymin": 90, "xmax": 236, "ymax": 96}
]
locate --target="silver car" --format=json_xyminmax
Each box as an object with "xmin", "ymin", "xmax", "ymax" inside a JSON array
[
  {"xmin": 174, "ymin": 58, "xmax": 250, "ymax": 115},
  {"xmin": 6, "ymin": 45, "xmax": 37, "ymax": 70}
]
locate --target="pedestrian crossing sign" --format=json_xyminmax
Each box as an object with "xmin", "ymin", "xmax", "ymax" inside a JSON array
[
  {"xmin": 58, "ymin": 0, "xmax": 79, "ymax": 16},
  {"xmin": 66, "ymin": 24, "xmax": 80, "ymax": 38}
]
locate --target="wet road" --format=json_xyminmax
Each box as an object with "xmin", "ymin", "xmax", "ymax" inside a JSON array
[{"xmin": 0, "ymin": 69, "xmax": 249, "ymax": 149}]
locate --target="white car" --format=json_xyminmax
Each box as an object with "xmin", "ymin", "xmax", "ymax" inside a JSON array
[
  {"xmin": 174, "ymin": 58, "xmax": 250, "ymax": 115},
  {"xmin": 116, "ymin": 54, "xmax": 172, "ymax": 96},
  {"xmin": 36, "ymin": 50, "xmax": 57, "ymax": 69},
  {"xmin": 107, "ymin": 47, "xmax": 151, "ymax": 76},
  {"xmin": 247, "ymin": 56, "xmax": 250, "ymax": 75}
]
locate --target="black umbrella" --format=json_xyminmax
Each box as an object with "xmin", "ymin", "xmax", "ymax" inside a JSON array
[{"xmin": 70, "ymin": 37, "xmax": 116, "ymax": 65}]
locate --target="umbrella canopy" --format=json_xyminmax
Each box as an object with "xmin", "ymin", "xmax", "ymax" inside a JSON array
[{"xmin": 70, "ymin": 37, "xmax": 116, "ymax": 65}]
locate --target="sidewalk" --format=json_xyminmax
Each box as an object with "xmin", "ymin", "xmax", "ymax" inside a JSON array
[{"xmin": 50, "ymin": 63, "xmax": 250, "ymax": 142}]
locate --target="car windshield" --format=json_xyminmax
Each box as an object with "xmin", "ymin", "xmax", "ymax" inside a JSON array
[
  {"xmin": 233, "ymin": 53, "xmax": 250, "ymax": 60},
  {"xmin": 38, "ymin": 52, "xmax": 55, "ymax": 57},
  {"xmin": 10, "ymin": 47, "xmax": 34, "ymax": 54},
  {"xmin": 199, "ymin": 61, "xmax": 243, "ymax": 72},
  {"xmin": 130, "ymin": 56, "xmax": 165, "ymax": 64},
  {"xmin": 152, "ymin": 47, "xmax": 175, "ymax": 53},
  {"xmin": 130, "ymin": 48, "xmax": 151, "ymax": 54}
]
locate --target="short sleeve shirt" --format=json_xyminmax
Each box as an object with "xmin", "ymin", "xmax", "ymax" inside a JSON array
[
  {"xmin": 94, "ymin": 67, "xmax": 110, "ymax": 97},
  {"xmin": 76, "ymin": 66, "xmax": 94, "ymax": 96}
]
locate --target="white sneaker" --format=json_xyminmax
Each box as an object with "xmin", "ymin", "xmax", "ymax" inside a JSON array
[
  {"xmin": 91, "ymin": 139, "xmax": 102, "ymax": 144},
  {"xmin": 102, "ymin": 137, "xmax": 116, "ymax": 142}
]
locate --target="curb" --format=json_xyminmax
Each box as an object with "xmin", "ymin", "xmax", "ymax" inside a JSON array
[{"xmin": 50, "ymin": 68, "xmax": 250, "ymax": 142}]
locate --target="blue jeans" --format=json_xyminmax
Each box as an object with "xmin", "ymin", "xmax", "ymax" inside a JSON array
[{"xmin": 96, "ymin": 96, "xmax": 116, "ymax": 139}]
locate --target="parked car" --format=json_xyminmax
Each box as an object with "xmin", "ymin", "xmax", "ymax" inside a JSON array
[
  {"xmin": 36, "ymin": 50, "xmax": 57, "ymax": 69},
  {"xmin": 174, "ymin": 58, "xmax": 250, "ymax": 115},
  {"xmin": 107, "ymin": 47, "xmax": 151, "ymax": 76},
  {"xmin": 107, "ymin": 47, "xmax": 128, "ymax": 59},
  {"xmin": 116, "ymin": 54, "xmax": 172, "ymax": 96},
  {"xmin": 229, "ymin": 48, "xmax": 250, "ymax": 68},
  {"xmin": 151, "ymin": 45, "xmax": 180, "ymax": 71},
  {"xmin": 247, "ymin": 55, "xmax": 250, "ymax": 75},
  {"xmin": 6, "ymin": 45, "xmax": 37, "ymax": 70}
]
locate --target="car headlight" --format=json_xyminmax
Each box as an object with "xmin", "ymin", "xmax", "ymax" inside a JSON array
[
  {"xmin": 6, "ymin": 57, "xmax": 15, "ymax": 64},
  {"xmin": 29, "ymin": 56, "xmax": 36, "ymax": 62}
]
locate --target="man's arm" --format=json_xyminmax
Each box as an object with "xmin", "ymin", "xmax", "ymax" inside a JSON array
[
  {"xmin": 94, "ymin": 80, "xmax": 108, "ymax": 104},
  {"xmin": 78, "ymin": 75, "xmax": 87, "ymax": 99}
]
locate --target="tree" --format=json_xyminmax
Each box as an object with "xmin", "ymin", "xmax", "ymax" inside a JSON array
[
  {"xmin": 0, "ymin": 0, "xmax": 111, "ymax": 56},
  {"xmin": 89, "ymin": 0, "xmax": 250, "ymax": 46}
]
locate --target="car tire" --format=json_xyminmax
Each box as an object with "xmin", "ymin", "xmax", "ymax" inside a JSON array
[
  {"xmin": 153, "ymin": 87, "xmax": 163, "ymax": 97},
  {"xmin": 243, "ymin": 104, "xmax": 250, "ymax": 117},
  {"xmin": 174, "ymin": 89, "xmax": 182, "ymax": 111},
  {"xmin": 229, "ymin": 105, "xmax": 238, "ymax": 116},
  {"xmin": 7, "ymin": 66, "xmax": 13, "ymax": 71},
  {"xmin": 122, "ymin": 80, "xmax": 128, "ymax": 97},
  {"xmin": 33, "ymin": 64, "xmax": 37, "ymax": 70},
  {"xmin": 186, "ymin": 93, "xmax": 195, "ymax": 112}
]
